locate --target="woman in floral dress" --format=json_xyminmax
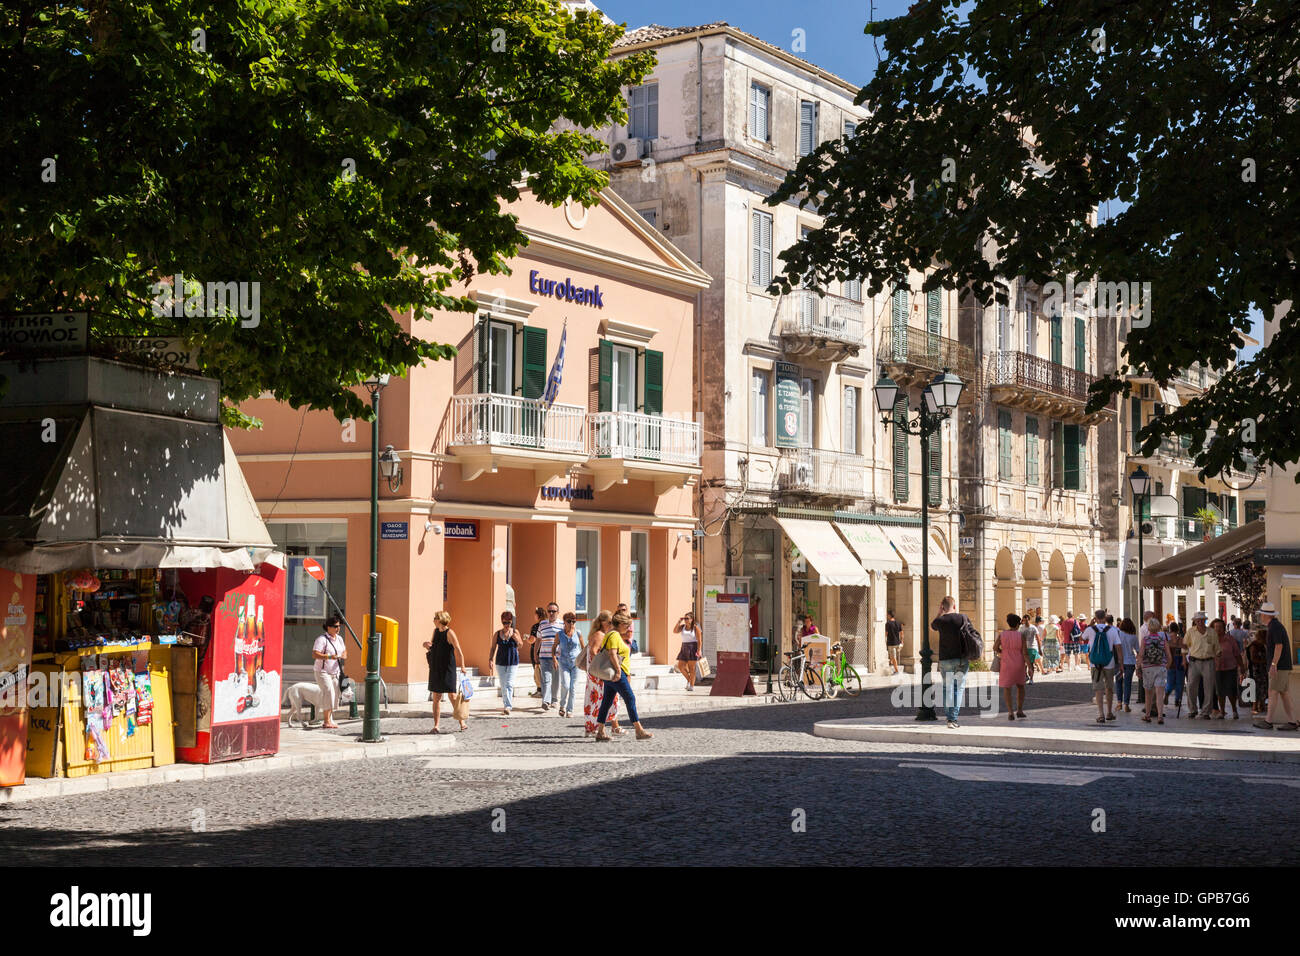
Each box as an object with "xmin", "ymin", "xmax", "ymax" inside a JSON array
[{"xmin": 582, "ymin": 610, "xmax": 622, "ymax": 737}]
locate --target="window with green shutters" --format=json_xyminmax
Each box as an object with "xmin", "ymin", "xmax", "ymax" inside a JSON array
[
  {"xmin": 998, "ymin": 409, "xmax": 1013, "ymax": 479},
  {"xmin": 1074, "ymin": 316, "xmax": 1086, "ymax": 372},
  {"xmin": 1130, "ymin": 394, "xmax": 1143, "ymax": 454},
  {"xmin": 893, "ymin": 395, "xmax": 910, "ymax": 502},
  {"xmin": 520, "ymin": 326, "xmax": 547, "ymax": 399},
  {"xmin": 751, "ymin": 210, "xmax": 773, "ymax": 287},
  {"xmin": 642, "ymin": 348, "xmax": 663, "ymax": 415},
  {"xmin": 1026, "ymin": 416, "xmax": 1039, "ymax": 485},
  {"xmin": 891, "ymin": 286, "xmax": 909, "ymax": 359},
  {"xmin": 1077, "ymin": 425, "xmax": 1087, "ymax": 492},
  {"xmin": 926, "ymin": 288, "xmax": 941, "ymax": 362},
  {"xmin": 1063, "ymin": 423, "xmax": 1081, "ymax": 490},
  {"xmin": 926, "ymin": 427, "xmax": 941, "ymax": 506},
  {"xmin": 1225, "ymin": 496, "xmax": 1238, "ymax": 527},
  {"xmin": 595, "ymin": 339, "xmax": 612, "ymax": 413},
  {"xmin": 474, "ymin": 317, "xmax": 491, "ymax": 393},
  {"xmin": 1050, "ymin": 313, "xmax": 1063, "ymax": 365},
  {"xmin": 1246, "ymin": 500, "xmax": 1266, "ymax": 524}
]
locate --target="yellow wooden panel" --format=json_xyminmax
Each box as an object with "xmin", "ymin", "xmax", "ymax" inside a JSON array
[
  {"xmin": 24, "ymin": 664, "xmax": 61, "ymax": 779},
  {"xmin": 150, "ymin": 646, "xmax": 175, "ymax": 767}
]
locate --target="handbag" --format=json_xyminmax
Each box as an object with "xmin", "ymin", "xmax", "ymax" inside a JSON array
[
  {"xmin": 588, "ymin": 636, "xmax": 619, "ymax": 681},
  {"xmin": 991, "ymin": 654, "xmax": 1001, "ymax": 673},
  {"xmin": 451, "ymin": 692, "xmax": 470, "ymax": 721},
  {"xmin": 696, "ymin": 655, "xmax": 711, "ymax": 678}
]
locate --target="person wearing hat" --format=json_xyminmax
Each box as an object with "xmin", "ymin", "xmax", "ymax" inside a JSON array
[
  {"xmin": 1183, "ymin": 610, "xmax": 1218, "ymax": 719},
  {"xmin": 1044, "ymin": 614, "xmax": 1062, "ymax": 672},
  {"xmin": 1257, "ymin": 602, "xmax": 1297, "ymax": 730}
]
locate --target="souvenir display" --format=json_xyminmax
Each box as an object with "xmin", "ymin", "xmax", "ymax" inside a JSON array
[{"xmin": 134, "ymin": 672, "xmax": 153, "ymax": 726}]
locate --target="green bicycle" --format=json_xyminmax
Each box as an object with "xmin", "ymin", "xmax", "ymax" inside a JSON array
[{"xmin": 820, "ymin": 640, "xmax": 862, "ymax": 698}]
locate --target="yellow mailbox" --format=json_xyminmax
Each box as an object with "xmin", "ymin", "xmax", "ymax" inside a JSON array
[{"xmin": 362, "ymin": 614, "xmax": 400, "ymax": 668}]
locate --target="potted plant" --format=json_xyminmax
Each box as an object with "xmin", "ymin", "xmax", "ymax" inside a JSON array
[{"xmin": 1193, "ymin": 506, "xmax": 1221, "ymax": 541}]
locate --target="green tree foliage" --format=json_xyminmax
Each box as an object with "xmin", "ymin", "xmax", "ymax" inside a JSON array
[
  {"xmin": 768, "ymin": 0, "xmax": 1299, "ymax": 476},
  {"xmin": 0, "ymin": 0, "xmax": 651, "ymax": 424}
]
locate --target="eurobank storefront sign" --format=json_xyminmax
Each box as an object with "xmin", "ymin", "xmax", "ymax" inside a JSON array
[{"xmin": 528, "ymin": 270, "xmax": 605, "ymax": 308}]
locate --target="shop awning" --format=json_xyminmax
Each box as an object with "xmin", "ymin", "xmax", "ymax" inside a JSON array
[
  {"xmin": 775, "ymin": 517, "xmax": 870, "ymax": 587},
  {"xmin": 881, "ymin": 525, "xmax": 955, "ymax": 576},
  {"xmin": 1142, "ymin": 518, "xmax": 1265, "ymax": 588},
  {"xmin": 833, "ymin": 522, "xmax": 904, "ymax": 574},
  {"xmin": 0, "ymin": 410, "xmax": 280, "ymax": 573}
]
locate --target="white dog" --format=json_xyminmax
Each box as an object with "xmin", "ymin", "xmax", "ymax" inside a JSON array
[{"xmin": 285, "ymin": 679, "xmax": 355, "ymax": 727}]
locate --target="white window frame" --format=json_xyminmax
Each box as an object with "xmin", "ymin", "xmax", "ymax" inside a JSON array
[
  {"xmin": 751, "ymin": 209, "xmax": 773, "ymax": 288},
  {"xmin": 611, "ymin": 344, "xmax": 638, "ymax": 413},
  {"xmin": 799, "ymin": 376, "xmax": 816, "ymax": 448},
  {"xmin": 749, "ymin": 81, "xmax": 771, "ymax": 142},
  {"xmin": 842, "ymin": 386, "xmax": 859, "ymax": 455},
  {"xmin": 488, "ymin": 319, "xmax": 515, "ymax": 395},
  {"xmin": 751, "ymin": 367, "xmax": 770, "ymax": 446},
  {"xmin": 627, "ymin": 83, "xmax": 659, "ymax": 141},
  {"xmin": 1025, "ymin": 293, "xmax": 1038, "ymax": 355}
]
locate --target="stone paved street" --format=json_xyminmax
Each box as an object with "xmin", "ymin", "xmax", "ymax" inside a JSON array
[{"xmin": 3, "ymin": 676, "xmax": 1297, "ymax": 866}]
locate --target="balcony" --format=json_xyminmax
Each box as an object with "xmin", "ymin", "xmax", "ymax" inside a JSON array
[
  {"xmin": 1145, "ymin": 515, "xmax": 1238, "ymax": 543},
  {"xmin": 777, "ymin": 290, "xmax": 865, "ymax": 361},
  {"xmin": 587, "ymin": 411, "xmax": 701, "ymax": 494},
  {"xmin": 447, "ymin": 393, "xmax": 588, "ymax": 483},
  {"xmin": 878, "ymin": 324, "xmax": 978, "ymax": 399},
  {"xmin": 987, "ymin": 350, "xmax": 1111, "ymax": 425},
  {"xmin": 1174, "ymin": 364, "xmax": 1221, "ymax": 394},
  {"xmin": 776, "ymin": 447, "xmax": 865, "ymax": 501}
]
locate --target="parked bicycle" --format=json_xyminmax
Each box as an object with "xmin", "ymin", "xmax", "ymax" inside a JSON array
[
  {"xmin": 820, "ymin": 640, "xmax": 861, "ymax": 698},
  {"xmin": 777, "ymin": 647, "xmax": 824, "ymax": 701}
]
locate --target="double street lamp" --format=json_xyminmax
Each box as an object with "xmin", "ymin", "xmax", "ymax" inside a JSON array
[
  {"xmin": 875, "ymin": 367, "xmax": 965, "ymax": 721},
  {"xmin": 1129, "ymin": 465, "xmax": 1152, "ymax": 626}
]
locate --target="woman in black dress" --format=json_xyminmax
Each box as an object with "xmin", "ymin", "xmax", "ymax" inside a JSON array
[{"xmin": 423, "ymin": 610, "xmax": 467, "ymax": 733}]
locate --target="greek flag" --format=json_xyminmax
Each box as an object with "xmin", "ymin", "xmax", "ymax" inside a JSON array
[{"xmin": 542, "ymin": 322, "xmax": 566, "ymax": 407}]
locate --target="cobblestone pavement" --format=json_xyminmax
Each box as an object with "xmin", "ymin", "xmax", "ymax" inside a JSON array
[{"xmin": 3, "ymin": 677, "xmax": 1296, "ymax": 866}]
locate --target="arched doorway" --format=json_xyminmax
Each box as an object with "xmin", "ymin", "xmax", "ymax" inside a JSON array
[
  {"xmin": 1072, "ymin": 552, "xmax": 1092, "ymax": 619},
  {"xmin": 994, "ymin": 548, "xmax": 1017, "ymax": 634},
  {"xmin": 1048, "ymin": 550, "xmax": 1069, "ymax": 620},
  {"xmin": 1021, "ymin": 549, "xmax": 1044, "ymax": 624}
]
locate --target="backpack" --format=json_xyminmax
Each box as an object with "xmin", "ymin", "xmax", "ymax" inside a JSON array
[
  {"xmin": 1088, "ymin": 624, "xmax": 1113, "ymax": 667},
  {"xmin": 959, "ymin": 616, "xmax": 984, "ymax": 661},
  {"xmin": 1141, "ymin": 633, "xmax": 1165, "ymax": 668}
]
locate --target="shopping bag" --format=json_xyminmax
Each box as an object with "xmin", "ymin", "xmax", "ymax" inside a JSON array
[
  {"xmin": 696, "ymin": 656, "xmax": 712, "ymax": 679},
  {"xmin": 451, "ymin": 693, "xmax": 470, "ymax": 721},
  {"xmin": 459, "ymin": 674, "xmax": 475, "ymax": 700}
]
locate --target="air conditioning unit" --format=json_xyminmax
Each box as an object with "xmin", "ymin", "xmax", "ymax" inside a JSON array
[
  {"xmin": 795, "ymin": 462, "xmax": 813, "ymax": 486},
  {"xmin": 610, "ymin": 137, "xmax": 646, "ymax": 165}
]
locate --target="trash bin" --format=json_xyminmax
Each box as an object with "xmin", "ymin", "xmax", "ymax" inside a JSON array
[{"xmin": 751, "ymin": 636, "xmax": 768, "ymax": 671}]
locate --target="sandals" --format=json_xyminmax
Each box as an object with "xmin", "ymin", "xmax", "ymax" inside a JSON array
[
  {"xmin": 1106, "ymin": 713, "xmax": 1117, "ymax": 721},
  {"xmin": 1157, "ymin": 718, "xmax": 1164, "ymax": 724},
  {"xmin": 1096, "ymin": 716, "xmax": 1107, "ymax": 724},
  {"xmin": 1008, "ymin": 713, "xmax": 1016, "ymax": 721},
  {"xmin": 1015, "ymin": 711, "xmax": 1026, "ymax": 719},
  {"xmin": 1253, "ymin": 719, "xmax": 1273, "ymax": 730},
  {"xmin": 1141, "ymin": 715, "xmax": 1152, "ymax": 723}
]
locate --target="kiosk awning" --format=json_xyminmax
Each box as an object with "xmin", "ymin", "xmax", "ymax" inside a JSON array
[
  {"xmin": 1142, "ymin": 519, "xmax": 1265, "ymax": 588},
  {"xmin": 833, "ymin": 522, "xmax": 904, "ymax": 574},
  {"xmin": 881, "ymin": 525, "xmax": 954, "ymax": 576},
  {"xmin": 775, "ymin": 517, "xmax": 870, "ymax": 587}
]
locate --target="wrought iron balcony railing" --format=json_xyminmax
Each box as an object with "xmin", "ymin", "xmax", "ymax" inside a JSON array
[
  {"xmin": 449, "ymin": 394, "xmax": 586, "ymax": 454},
  {"xmin": 776, "ymin": 447, "xmax": 865, "ymax": 499},
  {"xmin": 878, "ymin": 323, "xmax": 978, "ymax": 385},
  {"xmin": 588, "ymin": 411, "xmax": 700, "ymax": 467}
]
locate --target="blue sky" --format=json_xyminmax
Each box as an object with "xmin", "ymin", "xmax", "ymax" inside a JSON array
[{"xmin": 596, "ymin": 0, "xmax": 910, "ymax": 86}]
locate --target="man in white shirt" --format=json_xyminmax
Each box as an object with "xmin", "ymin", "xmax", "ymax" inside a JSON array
[{"xmin": 1082, "ymin": 609, "xmax": 1123, "ymax": 723}]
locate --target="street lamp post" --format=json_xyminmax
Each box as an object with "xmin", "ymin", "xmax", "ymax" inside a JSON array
[
  {"xmin": 876, "ymin": 367, "xmax": 964, "ymax": 721},
  {"xmin": 362, "ymin": 373, "xmax": 391, "ymax": 743},
  {"xmin": 1129, "ymin": 465, "xmax": 1152, "ymax": 628}
]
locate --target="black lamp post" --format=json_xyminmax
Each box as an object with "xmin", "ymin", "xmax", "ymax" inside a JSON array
[
  {"xmin": 361, "ymin": 373, "xmax": 390, "ymax": 743},
  {"xmin": 1129, "ymin": 465, "xmax": 1152, "ymax": 627},
  {"xmin": 876, "ymin": 367, "xmax": 964, "ymax": 721}
]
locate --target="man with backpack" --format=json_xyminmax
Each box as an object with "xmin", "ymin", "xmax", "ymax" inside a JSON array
[
  {"xmin": 932, "ymin": 595, "xmax": 979, "ymax": 728},
  {"xmin": 1083, "ymin": 609, "xmax": 1124, "ymax": 724}
]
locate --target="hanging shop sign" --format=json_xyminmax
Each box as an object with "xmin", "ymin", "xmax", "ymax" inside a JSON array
[
  {"xmin": 528, "ymin": 270, "xmax": 604, "ymax": 308},
  {"xmin": 445, "ymin": 521, "xmax": 479, "ymax": 541},
  {"xmin": 774, "ymin": 361, "xmax": 801, "ymax": 448},
  {"xmin": 102, "ymin": 336, "xmax": 201, "ymax": 369}
]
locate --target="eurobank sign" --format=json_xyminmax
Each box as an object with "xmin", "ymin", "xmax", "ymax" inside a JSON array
[{"xmin": 529, "ymin": 270, "xmax": 605, "ymax": 308}]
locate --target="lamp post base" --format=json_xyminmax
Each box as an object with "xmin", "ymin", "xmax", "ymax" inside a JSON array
[{"xmin": 916, "ymin": 646, "xmax": 938, "ymax": 721}]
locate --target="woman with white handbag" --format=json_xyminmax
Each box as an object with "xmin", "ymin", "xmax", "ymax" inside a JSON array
[
  {"xmin": 582, "ymin": 611, "xmax": 621, "ymax": 737},
  {"xmin": 593, "ymin": 611, "xmax": 653, "ymax": 742}
]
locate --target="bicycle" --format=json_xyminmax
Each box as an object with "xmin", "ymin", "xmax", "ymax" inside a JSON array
[
  {"xmin": 820, "ymin": 640, "xmax": 862, "ymax": 699},
  {"xmin": 777, "ymin": 648, "xmax": 824, "ymax": 701}
]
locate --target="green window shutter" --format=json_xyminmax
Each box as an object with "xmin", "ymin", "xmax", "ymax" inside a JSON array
[
  {"xmin": 1063, "ymin": 423, "xmax": 1080, "ymax": 490},
  {"xmin": 892, "ymin": 395, "xmax": 909, "ymax": 502},
  {"xmin": 1052, "ymin": 420, "xmax": 1065, "ymax": 487},
  {"xmin": 1226, "ymin": 496, "xmax": 1238, "ymax": 527},
  {"xmin": 1078, "ymin": 425, "xmax": 1087, "ymax": 492},
  {"xmin": 998, "ymin": 410, "xmax": 1012, "ymax": 479},
  {"xmin": 893, "ymin": 287, "xmax": 909, "ymax": 327},
  {"xmin": 1130, "ymin": 395, "xmax": 1142, "ymax": 454},
  {"xmin": 926, "ymin": 427, "xmax": 941, "ymax": 507},
  {"xmin": 1026, "ymin": 416, "xmax": 1039, "ymax": 485},
  {"xmin": 475, "ymin": 318, "xmax": 490, "ymax": 393},
  {"xmin": 1074, "ymin": 317, "xmax": 1086, "ymax": 372},
  {"xmin": 643, "ymin": 348, "xmax": 663, "ymax": 415},
  {"xmin": 520, "ymin": 326, "xmax": 547, "ymax": 400},
  {"xmin": 597, "ymin": 339, "xmax": 612, "ymax": 413},
  {"xmin": 1050, "ymin": 315, "xmax": 1063, "ymax": 365},
  {"xmin": 926, "ymin": 289, "xmax": 941, "ymax": 335}
]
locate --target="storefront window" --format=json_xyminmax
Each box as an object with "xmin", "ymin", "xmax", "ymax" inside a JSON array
[
  {"xmin": 630, "ymin": 531, "xmax": 648, "ymax": 650},
  {"xmin": 268, "ymin": 521, "xmax": 348, "ymax": 669},
  {"xmin": 576, "ymin": 529, "xmax": 600, "ymax": 622}
]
